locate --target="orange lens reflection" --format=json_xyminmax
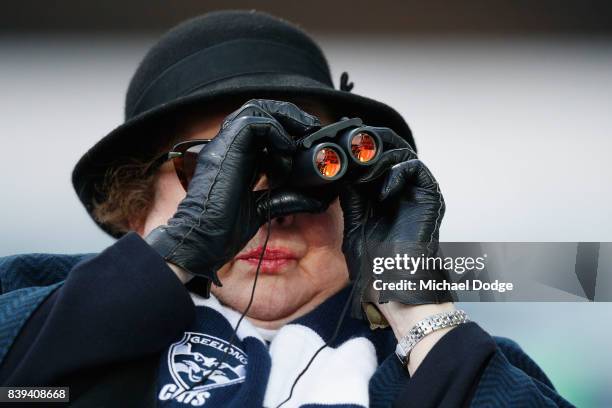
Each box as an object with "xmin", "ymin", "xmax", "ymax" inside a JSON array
[
  {"xmin": 351, "ymin": 132, "xmax": 377, "ymax": 162},
  {"xmin": 315, "ymin": 147, "xmax": 342, "ymax": 178}
]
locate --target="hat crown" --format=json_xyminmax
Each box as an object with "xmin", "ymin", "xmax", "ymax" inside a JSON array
[{"xmin": 125, "ymin": 10, "xmax": 333, "ymax": 119}]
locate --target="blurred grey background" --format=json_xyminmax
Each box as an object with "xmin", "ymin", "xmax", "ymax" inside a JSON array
[{"xmin": 1, "ymin": 1, "xmax": 611, "ymax": 406}]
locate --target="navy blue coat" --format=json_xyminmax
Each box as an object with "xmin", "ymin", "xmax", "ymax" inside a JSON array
[{"xmin": 0, "ymin": 233, "xmax": 575, "ymax": 407}]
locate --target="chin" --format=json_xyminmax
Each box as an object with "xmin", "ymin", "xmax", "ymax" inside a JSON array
[
  {"xmin": 252, "ymin": 286, "xmax": 308, "ymax": 321},
  {"xmin": 213, "ymin": 275, "xmax": 315, "ymax": 325}
]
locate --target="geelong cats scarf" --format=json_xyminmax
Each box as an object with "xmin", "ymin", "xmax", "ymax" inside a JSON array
[{"xmin": 156, "ymin": 286, "xmax": 396, "ymax": 407}]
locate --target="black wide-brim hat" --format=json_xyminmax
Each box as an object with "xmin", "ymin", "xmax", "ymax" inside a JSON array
[{"xmin": 72, "ymin": 10, "xmax": 415, "ymax": 237}]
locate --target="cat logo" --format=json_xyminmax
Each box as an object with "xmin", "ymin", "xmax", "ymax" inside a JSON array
[{"xmin": 159, "ymin": 332, "xmax": 247, "ymax": 406}]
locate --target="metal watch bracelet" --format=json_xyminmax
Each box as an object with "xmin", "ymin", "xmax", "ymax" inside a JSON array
[{"xmin": 395, "ymin": 309, "xmax": 469, "ymax": 367}]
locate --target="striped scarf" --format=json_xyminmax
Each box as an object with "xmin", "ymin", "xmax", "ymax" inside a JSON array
[{"xmin": 157, "ymin": 286, "xmax": 396, "ymax": 407}]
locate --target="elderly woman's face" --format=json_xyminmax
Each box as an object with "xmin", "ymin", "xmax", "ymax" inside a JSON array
[{"xmin": 139, "ymin": 107, "xmax": 348, "ymax": 329}]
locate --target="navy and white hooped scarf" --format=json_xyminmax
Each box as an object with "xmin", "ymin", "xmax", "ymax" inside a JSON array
[{"xmin": 156, "ymin": 287, "xmax": 396, "ymax": 408}]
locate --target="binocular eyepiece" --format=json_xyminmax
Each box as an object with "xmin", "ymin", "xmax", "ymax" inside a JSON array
[{"xmin": 288, "ymin": 118, "xmax": 384, "ymax": 186}]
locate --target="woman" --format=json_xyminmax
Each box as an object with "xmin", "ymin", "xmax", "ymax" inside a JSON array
[{"xmin": 0, "ymin": 10, "xmax": 572, "ymax": 407}]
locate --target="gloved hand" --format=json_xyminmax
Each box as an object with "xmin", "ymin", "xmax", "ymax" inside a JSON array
[
  {"xmin": 146, "ymin": 100, "xmax": 329, "ymax": 291},
  {"xmin": 339, "ymin": 132, "xmax": 453, "ymax": 326}
]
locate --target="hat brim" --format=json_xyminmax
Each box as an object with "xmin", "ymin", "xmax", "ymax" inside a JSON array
[{"xmin": 72, "ymin": 73, "xmax": 414, "ymax": 237}]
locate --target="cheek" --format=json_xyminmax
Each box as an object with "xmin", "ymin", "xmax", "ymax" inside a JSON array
[
  {"xmin": 141, "ymin": 171, "xmax": 186, "ymax": 236},
  {"xmin": 296, "ymin": 199, "xmax": 344, "ymax": 249},
  {"xmin": 297, "ymin": 200, "xmax": 349, "ymax": 288}
]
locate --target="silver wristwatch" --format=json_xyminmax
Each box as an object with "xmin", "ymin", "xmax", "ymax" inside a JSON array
[{"xmin": 395, "ymin": 309, "xmax": 469, "ymax": 367}]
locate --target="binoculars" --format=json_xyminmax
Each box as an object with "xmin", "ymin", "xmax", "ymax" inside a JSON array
[{"xmin": 286, "ymin": 117, "xmax": 396, "ymax": 186}]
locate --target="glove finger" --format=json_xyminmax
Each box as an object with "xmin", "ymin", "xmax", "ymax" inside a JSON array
[
  {"xmin": 255, "ymin": 117, "xmax": 299, "ymax": 153},
  {"xmin": 368, "ymin": 126, "xmax": 414, "ymax": 151},
  {"xmin": 187, "ymin": 117, "xmax": 295, "ymax": 201},
  {"xmin": 338, "ymin": 183, "xmax": 370, "ymax": 235},
  {"xmin": 219, "ymin": 115, "xmax": 297, "ymax": 154},
  {"xmin": 254, "ymin": 189, "xmax": 329, "ymax": 222},
  {"xmin": 355, "ymin": 148, "xmax": 417, "ymax": 184},
  {"xmin": 239, "ymin": 99, "xmax": 322, "ymax": 136},
  {"xmin": 379, "ymin": 159, "xmax": 440, "ymax": 201},
  {"xmin": 221, "ymin": 101, "xmax": 275, "ymax": 131}
]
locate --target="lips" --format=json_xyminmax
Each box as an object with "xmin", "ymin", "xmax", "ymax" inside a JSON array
[{"xmin": 235, "ymin": 247, "xmax": 297, "ymax": 273}]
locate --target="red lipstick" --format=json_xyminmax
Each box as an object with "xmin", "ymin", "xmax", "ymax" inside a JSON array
[{"xmin": 235, "ymin": 247, "xmax": 297, "ymax": 273}]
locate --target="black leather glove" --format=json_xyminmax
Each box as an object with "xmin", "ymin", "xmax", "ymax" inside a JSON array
[
  {"xmin": 146, "ymin": 100, "xmax": 328, "ymax": 292},
  {"xmin": 339, "ymin": 134, "xmax": 453, "ymax": 324}
]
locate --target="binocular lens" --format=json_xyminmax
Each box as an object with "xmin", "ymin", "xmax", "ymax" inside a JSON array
[
  {"xmin": 315, "ymin": 147, "xmax": 343, "ymax": 178},
  {"xmin": 350, "ymin": 132, "xmax": 378, "ymax": 163}
]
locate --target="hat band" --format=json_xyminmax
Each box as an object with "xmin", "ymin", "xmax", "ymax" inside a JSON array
[{"xmin": 129, "ymin": 39, "xmax": 334, "ymax": 117}]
